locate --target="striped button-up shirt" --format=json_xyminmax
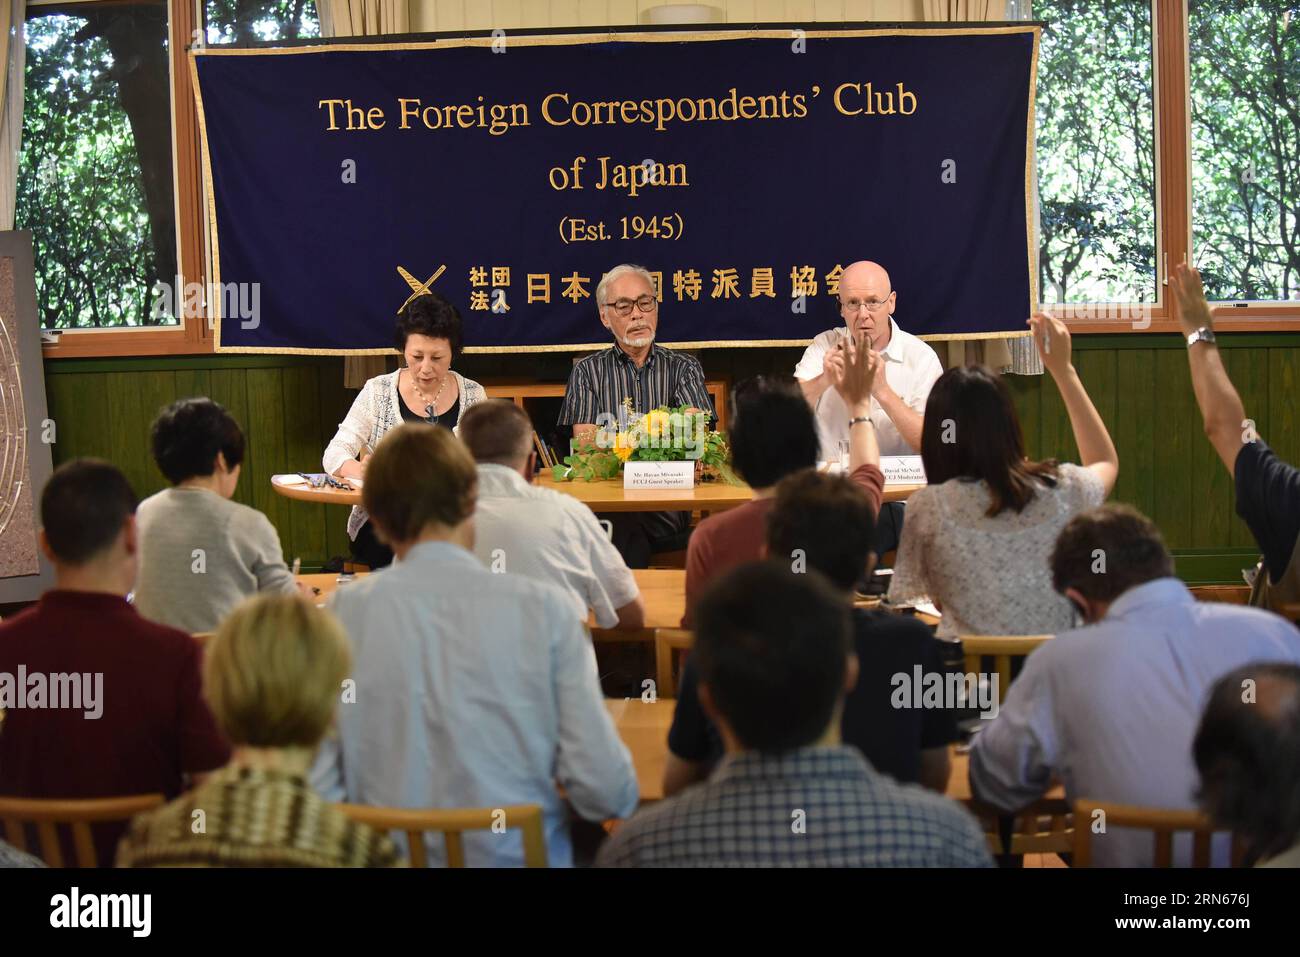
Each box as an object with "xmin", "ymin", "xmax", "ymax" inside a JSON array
[
  {"xmin": 557, "ymin": 344, "xmax": 713, "ymax": 429},
  {"xmin": 597, "ymin": 746, "xmax": 992, "ymax": 867}
]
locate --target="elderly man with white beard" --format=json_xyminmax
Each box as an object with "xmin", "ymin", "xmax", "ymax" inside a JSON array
[{"xmin": 558, "ymin": 263, "xmax": 714, "ymax": 568}]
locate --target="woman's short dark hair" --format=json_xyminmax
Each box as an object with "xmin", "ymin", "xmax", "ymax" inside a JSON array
[
  {"xmin": 728, "ymin": 375, "xmax": 820, "ymax": 489},
  {"xmin": 921, "ymin": 365, "xmax": 1058, "ymax": 516},
  {"xmin": 151, "ymin": 398, "xmax": 245, "ymax": 485},
  {"xmin": 395, "ymin": 292, "xmax": 463, "ymax": 361},
  {"xmin": 1195, "ymin": 662, "xmax": 1300, "ymax": 864},
  {"xmin": 694, "ymin": 561, "xmax": 851, "ymax": 754}
]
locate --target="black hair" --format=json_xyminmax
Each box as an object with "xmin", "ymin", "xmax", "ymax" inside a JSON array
[
  {"xmin": 922, "ymin": 365, "xmax": 1058, "ymax": 516},
  {"xmin": 766, "ymin": 470, "xmax": 877, "ymax": 591},
  {"xmin": 1051, "ymin": 504, "xmax": 1175, "ymax": 602},
  {"xmin": 150, "ymin": 397, "xmax": 246, "ymax": 485},
  {"xmin": 40, "ymin": 459, "xmax": 138, "ymax": 565},
  {"xmin": 1195, "ymin": 662, "xmax": 1300, "ymax": 864},
  {"xmin": 728, "ymin": 375, "xmax": 820, "ymax": 489},
  {"xmin": 395, "ymin": 292, "xmax": 463, "ymax": 362},
  {"xmin": 694, "ymin": 561, "xmax": 851, "ymax": 753}
]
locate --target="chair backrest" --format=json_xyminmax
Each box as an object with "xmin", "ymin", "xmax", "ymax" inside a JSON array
[
  {"xmin": 958, "ymin": 635, "xmax": 1053, "ymax": 703},
  {"xmin": 654, "ymin": 628, "xmax": 694, "ymax": 698},
  {"xmin": 0, "ymin": 794, "xmax": 165, "ymax": 867},
  {"xmin": 962, "ymin": 797, "xmax": 1073, "ymax": 858},
  {"xmin": 335, "ymin": 803, "xmax": 548, "ymax": 867},
  {"xmin": 1072, "ymin": 799, "xmax": 1241, "ymax": 867}
]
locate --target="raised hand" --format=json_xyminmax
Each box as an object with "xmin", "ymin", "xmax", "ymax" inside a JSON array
[
  {"xmin": 1028, "ymin": 311, "xmax": 1072, "ymax": 378},
  {"xmin": 1169, "ymin": 263, "xmax": 1214, "ymax": 337}
]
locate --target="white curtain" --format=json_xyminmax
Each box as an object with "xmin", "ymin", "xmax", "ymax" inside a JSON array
[
  {"xmin": 922, "ymin": 0, "xmax": 1041, "ymax": 375},
  {"xmin": 317, "ymin": 0, "xmax": 409, "ymax": 38},
  {"xmin": 320, "ymin": 0, "xmax": 411, "ymax": 387},
  {"xmin": 0, "ymin": 1, "xmax": 26, "ymax": 231},
  {"xmin": 923, "ymin": 0, "xmax": 998, "ymax": 18}
]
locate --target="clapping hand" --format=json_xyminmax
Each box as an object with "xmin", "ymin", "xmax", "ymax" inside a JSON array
[{"xmin": 830, "ymin": 332, "xmax": 881, "ymax": 409}]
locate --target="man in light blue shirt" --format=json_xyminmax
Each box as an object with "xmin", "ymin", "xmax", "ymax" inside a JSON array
[
  {"xmin": 310, "ymin": 424, "xmax": 639, "ymax": 867},
  {"xmin": 970, "ymin": 504, "xmax": 1300, "ymax": 867}
]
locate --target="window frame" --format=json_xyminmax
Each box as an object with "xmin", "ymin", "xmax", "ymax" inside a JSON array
[
  {"xmin": 37, "ymin": 0, "xmax": 210, "ymax": 357},
  {"xmin": 36, "ymin": 0, "xmax": 1300, "ymax": 358}
]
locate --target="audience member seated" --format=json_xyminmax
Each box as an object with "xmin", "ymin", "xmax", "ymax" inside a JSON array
[
  {"xmin": 666, "ymin": 471, "xmax": 957, "ymax": 797},
  {"xmin": 133, "ymin": 398, "xmax": 299, "ymax": 633},
  {"xmin": 459, "ymin": 400, "xmax": 644, "ymax": 630},
  {"xmin": 118, "ymin": 594, "xmax": 398, "ymax": 867},
  {"xmin": 557, "ymin": 263, "xmax": 714, "ymax": 568},
  {"xmin": 1194, "ymin": 662, "xmax": 1300, "ymax": 868},
  {"xmin": 599, "ymin": 561, "xmax": 991, "ymax": 867},
  {"xmin": 888, "ymin": 313, "xmax": 1119, "ymax": 637},
  {"xmin": 683, "ymin": 336, "xmax": 883, "ymax": 626},
  {"xmin": 0, "ymin": 460, "xmax": 229, "ymax": 866},
  {"xmin": 970, "ymin": 504, "xmax": 1300, "ymax": 866},
  {"xmin": 1170, "ymin": 264, "xmax": 1300, "ymax": 615},
  {"xmin": 310, "ymin": 424, "xmax": 638, "ymax": 866},
  {"xmin": 323, "ymin": 291, "xmax": 487, "ymax": 569}
]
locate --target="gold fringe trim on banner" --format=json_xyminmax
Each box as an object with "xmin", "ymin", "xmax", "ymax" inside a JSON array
[{"xmin": 190, "ymin": 26, "xmax": 1043, "ymax": 353}]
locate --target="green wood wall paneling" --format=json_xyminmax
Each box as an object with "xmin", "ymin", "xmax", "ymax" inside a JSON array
[{"xmin": 39, "ymin": 335, "xmax": 1300, "ymax": 578}]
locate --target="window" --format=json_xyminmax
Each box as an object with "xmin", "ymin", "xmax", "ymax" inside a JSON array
[
  {"xmin": 203, "ymin": 1, "xmax": 320, "ymax": 45},
  {"xmin": 1034, "ymin": 0, "xmax": 1158, "ymax": 306},
  {"xmin": 16, "ymin": 2, "xmax": 176, "ymax": 329},
  {"xmin": 1189, "ymin": 0, "xmax": 1299, "ymax": 303}
]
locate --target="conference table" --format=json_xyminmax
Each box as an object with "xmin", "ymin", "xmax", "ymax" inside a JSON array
[
  {"xmin": 272, "ymin": 472, "xmax": 924, "ymax": 513},
  {"xmin": 299, "ymin": 568, "xmax": 686, "ymax": 628}
]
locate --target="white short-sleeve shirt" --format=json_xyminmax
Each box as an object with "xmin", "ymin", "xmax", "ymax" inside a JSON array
[{"xmin": 794, "ymin": 316, "xmax": 944, "ymax": 459}]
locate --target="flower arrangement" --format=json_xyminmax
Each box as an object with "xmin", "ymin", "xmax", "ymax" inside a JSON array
[{"xmin": 551, "ymin": 401, "xmax": 740, "ymax": 484}]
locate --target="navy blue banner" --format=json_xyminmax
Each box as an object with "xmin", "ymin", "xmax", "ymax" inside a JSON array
[{"xmin": 191, "ymin": 27, "xmax": 1039, "ymax": 354}]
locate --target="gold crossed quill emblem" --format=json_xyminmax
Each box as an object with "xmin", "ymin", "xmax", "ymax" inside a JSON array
[{"xmin": 396, "ymin": 264, "xmax": 446, "ymax": 314}]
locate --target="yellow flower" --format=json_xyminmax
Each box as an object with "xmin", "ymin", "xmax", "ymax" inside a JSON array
[
  {"xmin": 613, "ymin": 432, "xmax": 635, "ymax": 462},
  {"xmin": 641, "ymin": 410, "xmax": 672, "ymax": 440}
]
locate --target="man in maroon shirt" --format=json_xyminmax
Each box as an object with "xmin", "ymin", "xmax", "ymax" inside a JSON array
[
  {"xmin": 682, "ymin": 339, "xmax": 885, "ymax": 626},
  {"xmin": 0, "ymin": 459, "xmax": 230, "ymax": 866}
]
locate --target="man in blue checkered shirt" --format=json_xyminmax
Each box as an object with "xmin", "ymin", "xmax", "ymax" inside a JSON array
[{"xmin": 598, "ymin": 560, "xmax": 992, "ymax": 867}]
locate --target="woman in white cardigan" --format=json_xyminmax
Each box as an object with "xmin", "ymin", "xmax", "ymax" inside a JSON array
[{"xmin": 323, "ymin": 292, "xmax": 486, "ymax": 567}]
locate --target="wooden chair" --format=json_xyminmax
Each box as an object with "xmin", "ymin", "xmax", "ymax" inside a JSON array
[
  {"xmin": 335, "ymin": 803, "xmax": 548, "ymax": 867},
  {"xmin": 654, "ymin": 628, "xmax": 694, "ymax": 697},
  {"xmin": 959, "ymin": 635, "xmax": 1053, "ymax": 703},
  {"xmin": 0, "ymin": 794, "xmax": 165, "ymax": 867},
  {"xmin": 963, "ymin": 797, "xmax": 1073, "ymax": 859},
  {"xmin": 1072, "ymin": 799, "xmax": 1242, "ymax": 867}
]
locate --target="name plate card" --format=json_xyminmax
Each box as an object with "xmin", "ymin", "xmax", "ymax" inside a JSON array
[
  {"xmin": 623, "ymin": 461, "xmax": 696, "ymax": 489},
  {"xmin": 881, "ymin": 456, "xmax": 927, "ymax": 486}
]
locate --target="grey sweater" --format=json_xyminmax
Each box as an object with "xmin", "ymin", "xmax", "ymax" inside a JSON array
[{"xmin": 133, "ymin": 487, "xmax": 297, "ymax": 633}]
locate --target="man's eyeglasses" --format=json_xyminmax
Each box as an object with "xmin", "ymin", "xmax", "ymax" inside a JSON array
[
  {"xmin": 840, "ymin": 294, "xmax": 893, "ymax": 315},
  {"xmin": 605, "ymin": 295, "xmax": 659, "ymax": 317}
]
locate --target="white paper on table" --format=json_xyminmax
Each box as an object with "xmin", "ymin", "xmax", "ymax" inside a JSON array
[
  {"xmin": 272, "ymin": 473, "xmax": 309, "ymax": 487},
  {"xmin": 881, "ymin": 455, "xmax": 926, "ymax": 486}
]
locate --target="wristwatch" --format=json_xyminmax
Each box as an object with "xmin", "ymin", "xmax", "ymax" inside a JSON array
[
  {"xmin": 849, "ymin": 416, "xmax": 874, "ymax": 429},
  {"xmin": 1186, "ymin": 327, "xmax": 1217, "ymax": 348}
]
